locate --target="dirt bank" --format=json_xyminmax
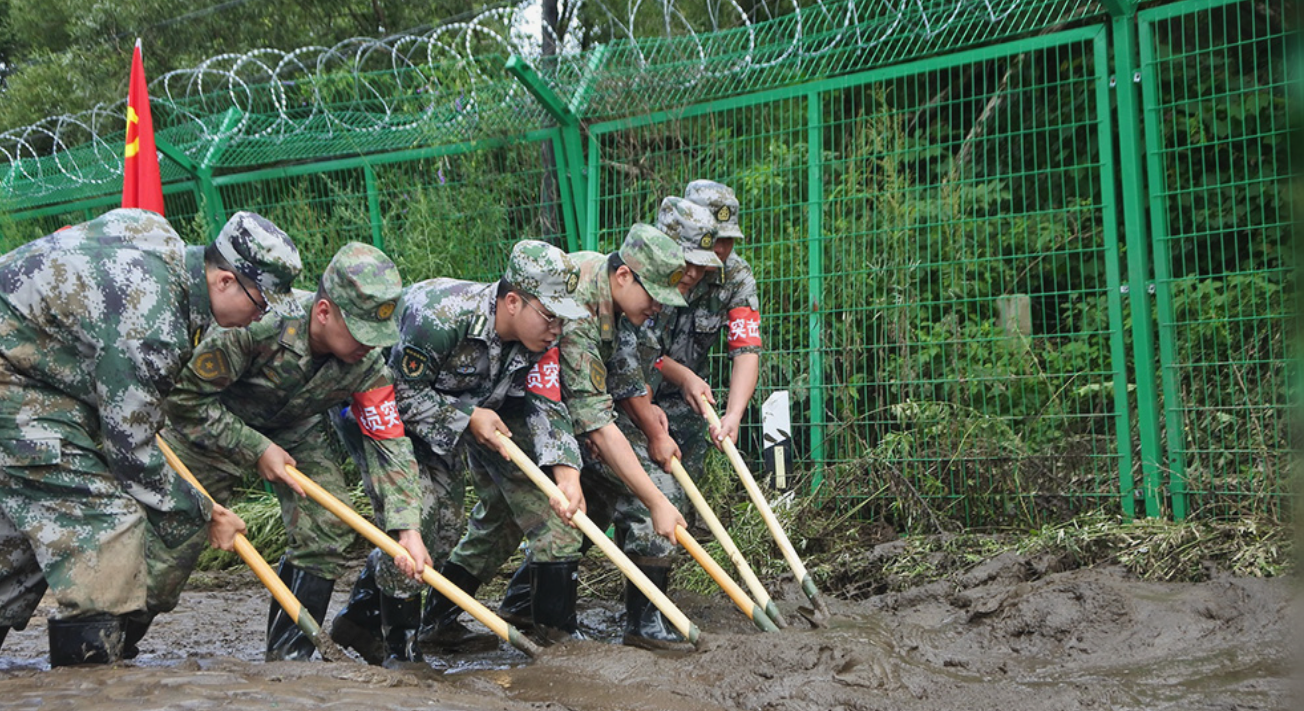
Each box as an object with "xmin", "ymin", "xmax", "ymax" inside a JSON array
[{"xmin": 0, "ymin": 553, "xmax": 1295, "ymax": 710}]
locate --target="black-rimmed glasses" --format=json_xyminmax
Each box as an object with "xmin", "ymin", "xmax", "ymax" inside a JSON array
[
  {"xmin": 520, "ymin": 293, "xmax": 559, "ymax": 327},
  {"xmin": 236, "ymin": 278, "xmax": 269, "ymax": 317}
]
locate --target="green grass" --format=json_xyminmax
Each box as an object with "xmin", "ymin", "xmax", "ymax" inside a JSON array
[{"xmin": 195, "ymin": 482, "xmax": 375, "ymax": 571}]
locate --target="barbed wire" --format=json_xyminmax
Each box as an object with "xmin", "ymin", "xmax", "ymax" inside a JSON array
[{"xmin": 0, "ymin": 0, "xmax": 1077, "ymax": 199}]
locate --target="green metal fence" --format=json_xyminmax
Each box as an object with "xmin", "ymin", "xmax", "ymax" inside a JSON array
[
  {"xmin": 0, "ymin": 0, "xmax": 1292, "ymax": 527},
  {"xmin": 583, "ymin": 25, "xmax": 1132, "ymax": 528},
  {"xmin": 1138, "ymin": 0, "xmax": 1295, "ymax": 520}
]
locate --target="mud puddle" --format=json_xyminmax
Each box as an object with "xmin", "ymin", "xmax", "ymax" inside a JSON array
[{"xmin": 0, "ymin": 557, "xmax": 1295, "ymax": 710}]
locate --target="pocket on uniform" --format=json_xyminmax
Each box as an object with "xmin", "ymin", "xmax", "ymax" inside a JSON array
[
  {"xmin": 0, "ymin": 436, "xmax": 62, "ymax": 467},
  {"xmin": 693, "ymin": 313, "xmax": 725, "ymax": 334}
]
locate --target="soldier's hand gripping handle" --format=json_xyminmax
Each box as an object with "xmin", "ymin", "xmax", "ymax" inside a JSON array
[
  {"xmin": 551, "ymin": 465, "xmax": 586, "ymax": 525},
  {"xmin": 650, "ymin": 496, "xmax": 688, "ymax": 543},
  {"xmin": 468, "ymin": 407, "xmax": 513, "ymax": 460},
  {"xmin": 257, "ymin": 442, "xmax": 304, "ymax": 496},
  {"xmin": 395, "ymin": 529, "xmax": 432, "ymax": 581},
  {"xmin": 679, "ymin": 372, "xmax": 716, "ymax": 416},
  {"xmin": 208, "ymin": 504, "xmax": 248, "ymax": 551}
]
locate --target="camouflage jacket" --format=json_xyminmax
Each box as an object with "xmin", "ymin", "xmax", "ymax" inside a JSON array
[
  {"xmin": 607, "ymin": 252, "xmax": 761, "ymax": 402},
  {"xmin": 164, "ymin": 291, "xmax": 421, "ymax": 531},
  {"xmin": 391, "ymin": 278, "xmax": 580, "ymax": 470},
  {"xmin": 559, "ymin": 253, "xmax": 650, "ymax": 433},
  {"xmin": 0, "ymin": 208, "xmax": 213, "ymax": 545}
]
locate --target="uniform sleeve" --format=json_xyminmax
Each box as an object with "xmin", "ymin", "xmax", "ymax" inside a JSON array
[
  {"xmin": 351, "ymin": 358, "xmax": 422, "ymax": 532},
  {"xmin": 523, "ymin": 393, "xmax": 582, "ymax": 469},
  {"xmin": 558, "ymin": 318, "xmax": 615, "ymax": 435},
  {"xmin": 607, "ymin": 319, "xmax": 658, "ymax": 402},
  {"xmin": 93, "ymin": 269, "xmax": 212, "ymax": 548},
  {"xmin": 724, "ymin": 260, "xmax": 763, "ymax": 358},
  {"xmin": 518, "ymin": 350, "xmax": 582, "ymax": 469},
  {"xmin": 389, "ymin": 319, "xmax": 477, "ymax": 455},
  {"xmin": 163, "ymin": 326, "xmax": 274, "ymax": 470}
]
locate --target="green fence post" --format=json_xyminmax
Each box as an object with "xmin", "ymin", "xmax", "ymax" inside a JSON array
[
  {"xmin": 584, "ymin": 131, "xmax": 600, "ymax": 251},
  {"xmin": 563, "ymin": 124, "xmax": 589, "ymax": 245},
  {"xmin": 563, "ymin": 44, "xmax": 606, "ymax": 236},
  {"xmin": 806, "ymin": 90, "xmax": 826, "ymax": 492},
  {"xmin": 550, "ymin": 131, "xmax": 581, "ymax": 252},
  {"xmin": 364, "ymin": 163, "xmax": 384, "ymax": 250},
  {"xmin": 1136, "ymin": 13, "xmax": 1187, "ymax": 521},
  {"xmin": 1098, "ymin": 0, "xmax": 1135, "ymax": 17},
  {"xmin": 1112, "ymin": 16, "xmax": 1164, "ymax": 519},
  {"xmin": 505, "ymin": 55, "xmax": 588, "ymax": 252},
  {"xmin": 198, "ymin": 107, "xmax": 243, "ymax": 238},
  {"xmin": 1093, "ymin": 27, "xmax": 1137, "ymax": 520},
  {"xmin": 155, "ymin": 137, "xmax": 199, "ymax": 176}
]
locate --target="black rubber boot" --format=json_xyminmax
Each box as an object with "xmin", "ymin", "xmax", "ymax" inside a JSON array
[
  {"xmin": 496, "ymin": 560, "xmax": 533, "ymax": 629},
  {"xmin": 48, "ymin": 614, "xmax": 125, "ymax": 666},
  {"xmin": 530, "ymin": 560, "xmax": 582, "ymax": 645},
  {"xmin": 622, "ymin": 563, "xmax": 690, "ymax": 651},
  {"xmin": 329, "ymin": 560, "xmax": 385, "ymax": 666},
  {"xmin": 265, "ymin": 558, "xmax": 334, "ymax": 662},
  {"xmin": 122, "ymin": 612, "xmax": 155, "ymax": 660},
  {"xmin": 0, "ymin": 625, "xmax": 9, "ymax": 652},
  {"xmin": 379, "ymin": 593, "xmax": 424, "ymax": 667},
  {"xmin": 417, "ymin": 562, "xmax": 496, "ymax": 651}
]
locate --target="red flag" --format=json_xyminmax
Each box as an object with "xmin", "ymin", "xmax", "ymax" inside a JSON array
[{"xmin": 121, "ymin": 39, "xmax": 164, "ymax": 216}]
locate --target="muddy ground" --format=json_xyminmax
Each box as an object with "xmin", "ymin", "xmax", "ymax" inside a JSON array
[{"xmin": 0, "ymin": 550, "xmax": 1296, "ymax": 711}]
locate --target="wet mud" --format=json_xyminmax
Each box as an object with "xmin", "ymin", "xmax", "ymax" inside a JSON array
[{"xmin": 0, "ymin": 554, "xmax": 1294, "ymax": 710}]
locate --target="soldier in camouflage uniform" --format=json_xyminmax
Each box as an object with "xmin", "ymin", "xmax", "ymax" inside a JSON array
[
  {"xmin": 0, "ymin": 208, "xmax": 301, "ymax": 666},
  {"xmin": 615, "ymin": 183, "xmax": 762, "ymax": 495},
  {"xmin": 589, "ymin": 185, "xmax": 762, "ymax": 650},
  {"xmin": 151, "ymin": 242, "xmax": 430, "ymax": 664},
  {"xmin": 655, "ymin": 181, "xmax": 762, "ymax": 467},
  {"xmin": 331, "ymin": 240, "xmax": 590, "ymax": 657},
  {"xmin": 490, "ymin": 224, "xmax": 704, "ymax": 648}
]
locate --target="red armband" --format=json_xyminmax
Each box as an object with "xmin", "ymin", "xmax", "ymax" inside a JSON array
[
  {"xmin": 654, "ymin": 356, "xmax": 664, "ymax": 371},
  {"xmin": 726, "ymin": 307, "xmax": 762, "ymax": 350},
  {"xmin": 352, "ymin": 385, "xmax": 405, "ymax": 440},
  {"xmin": 526, "ymin": 347, "xmax": 562, "ymax": 402}
]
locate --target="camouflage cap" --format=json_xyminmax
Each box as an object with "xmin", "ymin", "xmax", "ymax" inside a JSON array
[
  {"xmin": 618, "ymin": 223, "xmax": 688, "ymax": 308},
  {"xmin": 215, "ymin": 211, "xmax": 304, "ymax": 316},
  {"xmin": 321, "ymin": 242, "xmax": 404, "ymax": 347},
  {"xmin": 684, "ymin": 180, "xmax": 745, "ymax": 240},
  {"xmin": 504, "ymin": 240, "xmax": 589, "ymax": 320},
  {"xmin": 656, "ymin": 196, "xmax": 724, "ymax": 268}
]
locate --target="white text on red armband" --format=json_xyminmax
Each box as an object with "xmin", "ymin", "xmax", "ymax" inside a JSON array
[
  {"xmin": 527, "ymin": 347, "xmax": 562, "ymax": 402},
  {"xmin": 727, "ymin": 307, "xmax": 762, "ymax": 349},
  {"xmin": 353, "ymin": 385, "xmax": 405, "ymax": 440}
]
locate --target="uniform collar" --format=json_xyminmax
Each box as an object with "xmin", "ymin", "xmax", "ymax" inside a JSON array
[
  {"xmin": 468, "ymin": 285, "xmax": 499, "ymax": 346},
  {"xmin": 184, "ymin": 246, "xmax": 213, "ymax": 346},
  {"xmin": 685, "ymin": 264, "xmax": 724, "ymax": 305},
  {"xmin": 276, "ymin": 292, "xmax": 315, "ymax": 356},
  {"xmin": 589, "ymin": 255, "xmax": 617, "ymax": 343}
]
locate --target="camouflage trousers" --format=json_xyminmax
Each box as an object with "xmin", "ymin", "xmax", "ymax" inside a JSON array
[
  {"xmin": 580, "ymin": 408, "xmax": 693, "ymax": 562},
  {"xmin": 333, "ymin": 409, "xmax": 465, "ymax": 599},
  {"xmin": 448, "ymin": 410, "xmax": 585, "ymax": 585},
  {"xmin": 0, "ymin": 377, "xmax": 149, "ymax": 626},
  {"xmin": 658, "ymin": 395, "xmax": 714, "ymax": 485},
  {"xmin": 145, "ymin": 417, "xmax": 356, "ymax": 614}
]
